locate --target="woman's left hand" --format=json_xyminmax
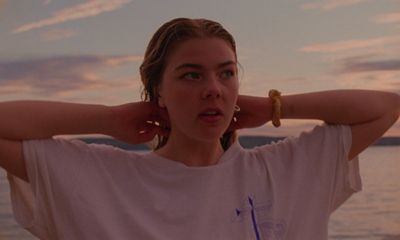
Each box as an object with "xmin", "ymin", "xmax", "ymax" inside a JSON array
[{"xmin": 226, "ymin": 95, "xmax": 273, "ymax": 132}]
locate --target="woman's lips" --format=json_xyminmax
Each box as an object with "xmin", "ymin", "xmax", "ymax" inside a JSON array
[
  {"xmin": 199, "ymin": 114, "xmax": 223, "ymax": 123},
  {"xmin": 198, "ymin": 108, "xmax": 223, "ymax": 123}
]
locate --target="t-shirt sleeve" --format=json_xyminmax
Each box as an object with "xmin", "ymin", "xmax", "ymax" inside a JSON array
[
  {"xmin": 6, "ymin": 138, "xmax": 128, "ymax": 239},
  {"xmin": 253, "ymin": 123, "xmax": 362, "ymax": 213}
]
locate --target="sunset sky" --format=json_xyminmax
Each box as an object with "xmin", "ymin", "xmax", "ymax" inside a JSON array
[{"xmin": 1, "ymin": 0, "xmax": 399, "ymax": 137}]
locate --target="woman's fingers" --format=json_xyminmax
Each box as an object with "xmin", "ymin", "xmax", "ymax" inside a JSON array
[
  {"xmin": 145, "ymin": 118, "xmax": 170, "ymax": 130},
  {"xmin": 140, "ymin": 120, "xmax": 170, "ymax": 137},
  {"xmin": 156, "ymin": 126, "xmax": 170, "ymax": 137}
]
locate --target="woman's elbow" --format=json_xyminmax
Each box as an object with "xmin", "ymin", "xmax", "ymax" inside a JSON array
[{"xmin": 382, "ymin": 92, "xmax": 400, "ymax": 117}]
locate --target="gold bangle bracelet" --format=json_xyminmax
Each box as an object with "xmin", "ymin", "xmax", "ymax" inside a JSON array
[{"xmin": 268, "ymin": 89, "xmax": 282, "ymax": 128}]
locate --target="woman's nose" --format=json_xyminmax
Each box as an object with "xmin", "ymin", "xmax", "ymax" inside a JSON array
[{"xmin": 201, "ymin": 76, "xmax": 222, "ymax": 99}]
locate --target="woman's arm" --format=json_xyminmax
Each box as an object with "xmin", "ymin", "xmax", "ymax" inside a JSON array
[
  {"xmin": 0, "ymin": 100, "xmax": 169, "ymax": 182},
  {"xmin": 280, "ymin": 90, "xmax": 400, "ymax": 160},
  {"xmin": 234, "ymin": 90, "xmax": 400, "ymax": 160},
  {"xmin": 0, "ymin": 101, "xmax": 114, "ymax": 182},
  {"xmin": 0, "ymin": 101, "xmax": 113, "ymax": 140}
]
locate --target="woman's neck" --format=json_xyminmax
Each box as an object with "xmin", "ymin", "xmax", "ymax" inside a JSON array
[{"xmin": 155, "ymin": 134, "xmax": 224, "ymax": 167}]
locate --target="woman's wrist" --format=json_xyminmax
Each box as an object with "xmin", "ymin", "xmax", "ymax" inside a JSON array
[
  {"xmin": 264, "ymin": 97, "xmax": 274, "ymax": 124},
  {"xmin": 236, "ymin": 95, "xmax": 273, "ymax": 126},
  {"xmin": 268, "ymin": 90, "xmax": 282, "ymax": 127},
  {"xmin": 103, "ymin": 104, "xmax": 127, "ymax": 137},
  {"xmin": 55, "ymin": 103, "xmax": 115, "ymax": 137}
]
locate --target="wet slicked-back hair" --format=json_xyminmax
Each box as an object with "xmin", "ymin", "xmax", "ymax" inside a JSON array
[{"xmin": 140, "ymin": 18, "xmax": 237, "ymax": 150}]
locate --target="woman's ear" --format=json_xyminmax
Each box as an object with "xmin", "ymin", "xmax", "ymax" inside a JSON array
[{"xmin": 156, "ymin": 85, "xmax": 166, "ymax": 108}]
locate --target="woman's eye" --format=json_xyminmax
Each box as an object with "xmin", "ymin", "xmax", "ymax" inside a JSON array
[
  {"xmin": 220, "ymin": 70, "xmax": 235, "ymax": 79},
  {"xmin": 181, "ymin": 72, "xmax": 201, "ymax": 80}
]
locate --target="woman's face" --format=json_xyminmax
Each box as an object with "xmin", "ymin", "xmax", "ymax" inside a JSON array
[{"xmin": 159, "ymin": 37, "xmax": 239, "ymax": 143}]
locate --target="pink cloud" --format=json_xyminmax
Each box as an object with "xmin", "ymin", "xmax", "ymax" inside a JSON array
[
  {"xmin": 0, "ymin": 55, "xmax": 142, "ymax": 96},
  {"xmin": 332, "ymin": 58, "xmax": 400, "ymax": 92},
  {"xmin": 40, "ymin": 28, "xmax": 78, "ymax": 42},
  {"xmin": 12, "ymin": 0, "xmax": 132, "ymax": 34},
  {"xmin": 373, "ymin": 11, "xmax": 400, "ymax": 24},
  {"xmin": 300, "ymin": 35, "xmax": 400, "ymax": 53},
  {"xmin": 301, "ymin": 0, "xmax": 369, "ymax": 10},
  {"xmin": 338, "ymin": 58, "xmax": 400, "ymax": 73}
]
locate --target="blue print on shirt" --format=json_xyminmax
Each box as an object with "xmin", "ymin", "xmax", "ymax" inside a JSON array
[{"xmin": 234, "ymin": 195, "xmax": 286, "ymax": 240}]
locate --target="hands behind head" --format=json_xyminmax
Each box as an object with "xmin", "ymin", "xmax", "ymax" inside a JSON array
[
  {"xmin": 226, "ymin": 95, "xmax": 272, "ymax": 133},
  {"xmin": 109, "ymin": 102, "xmax": 170, "ymax": 145},
  {"xmin": 109, "ymin": 95, "xmax": 271, "ymax": 145}
]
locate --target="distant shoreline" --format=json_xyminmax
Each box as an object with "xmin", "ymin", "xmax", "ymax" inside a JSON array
[
  {"xmin": 79, "ymin": 136, "xmax": 400, "ymax": 151},
  {"xmin": 238, "ymin": 136, "xmax": 400, "ymax": 147}
]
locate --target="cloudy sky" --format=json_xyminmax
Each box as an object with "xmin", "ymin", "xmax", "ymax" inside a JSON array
[{"xmin": 1, "ymin": 0, "xmax": 399, "ymax": 137}]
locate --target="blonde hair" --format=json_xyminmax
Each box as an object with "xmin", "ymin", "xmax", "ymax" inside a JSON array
[{"xmin": 140, "ymin": 18, "xmax": 237, "ymax": 150}]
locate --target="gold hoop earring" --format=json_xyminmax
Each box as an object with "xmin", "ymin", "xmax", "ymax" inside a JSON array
[{"xmin": 233, "ymin": 105, "xmax": 240, "ymax": 123}]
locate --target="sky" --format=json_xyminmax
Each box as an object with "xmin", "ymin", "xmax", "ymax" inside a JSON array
[{"xmin": 1, "ymin": 0, "xmax": 399, "ymax": 137}]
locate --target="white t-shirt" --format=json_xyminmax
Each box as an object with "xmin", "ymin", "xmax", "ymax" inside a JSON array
[{"xmin": 7, "ymin": 123, "xmax": 362, "ymax": 240}]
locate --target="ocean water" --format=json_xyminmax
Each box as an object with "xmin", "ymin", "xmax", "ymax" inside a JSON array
[
  {"xmin": 0, "ymin": 146, "xmax": 399, "ymax": 239},
  {"xmin": 328, "ymin": 146, "xmax": 400, "ymax": 240}
]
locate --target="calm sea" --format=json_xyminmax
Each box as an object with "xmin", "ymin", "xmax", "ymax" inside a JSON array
[{"xmin": 0, "ymin": 146, "xmax": 399, "ymax": 239}]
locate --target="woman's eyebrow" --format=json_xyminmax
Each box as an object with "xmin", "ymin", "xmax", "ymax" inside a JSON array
[
  {"xmin": 174, "ymin": 61, "xmax": 236, "ymax": 71},
  {"xmin": 175, "ymin": 63, "xmax": 202, "ymax": 71},
  {"xmin": 218, "ymin": 61, "xmax": 236, "ymax": 69}
]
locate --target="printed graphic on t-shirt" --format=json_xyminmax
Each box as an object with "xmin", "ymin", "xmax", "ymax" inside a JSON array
[{"xmin": 233, "ymin": 195, "xmax": 286, "ymax": 240}]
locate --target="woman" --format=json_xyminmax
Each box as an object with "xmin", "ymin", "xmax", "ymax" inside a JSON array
[{"xmin": 0, "ymin": 18, "xmax": 399, "ymax": 239}]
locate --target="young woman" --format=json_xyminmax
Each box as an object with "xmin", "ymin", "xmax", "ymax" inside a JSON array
[{"xmin": 0, "ymin": 18, "xmax": 399, "ymax": 240}]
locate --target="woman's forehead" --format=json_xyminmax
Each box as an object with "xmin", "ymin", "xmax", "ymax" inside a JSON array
[{"xmin": 165, "ymin": 38, "xmax": 236, "ymax": 70}]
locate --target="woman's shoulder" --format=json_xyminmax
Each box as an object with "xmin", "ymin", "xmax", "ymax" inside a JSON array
[{"xmin": 242, "ymin": 123, "xmax": 352, "ymax": 162}]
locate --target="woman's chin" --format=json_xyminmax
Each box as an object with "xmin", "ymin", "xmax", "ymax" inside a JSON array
[{"xmin": 193, "ymin": 131, "xmax": 226, "ymax": 143}]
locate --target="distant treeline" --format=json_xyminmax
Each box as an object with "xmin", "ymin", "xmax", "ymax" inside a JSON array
[{"xmin": 80, "ymin": 136, "xmax": 400, "ymax": 151}]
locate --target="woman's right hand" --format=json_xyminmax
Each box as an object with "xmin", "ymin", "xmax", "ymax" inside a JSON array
[{"xmin": 108, "ymin": 102, "xmax": 170, "ymax": 145}]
